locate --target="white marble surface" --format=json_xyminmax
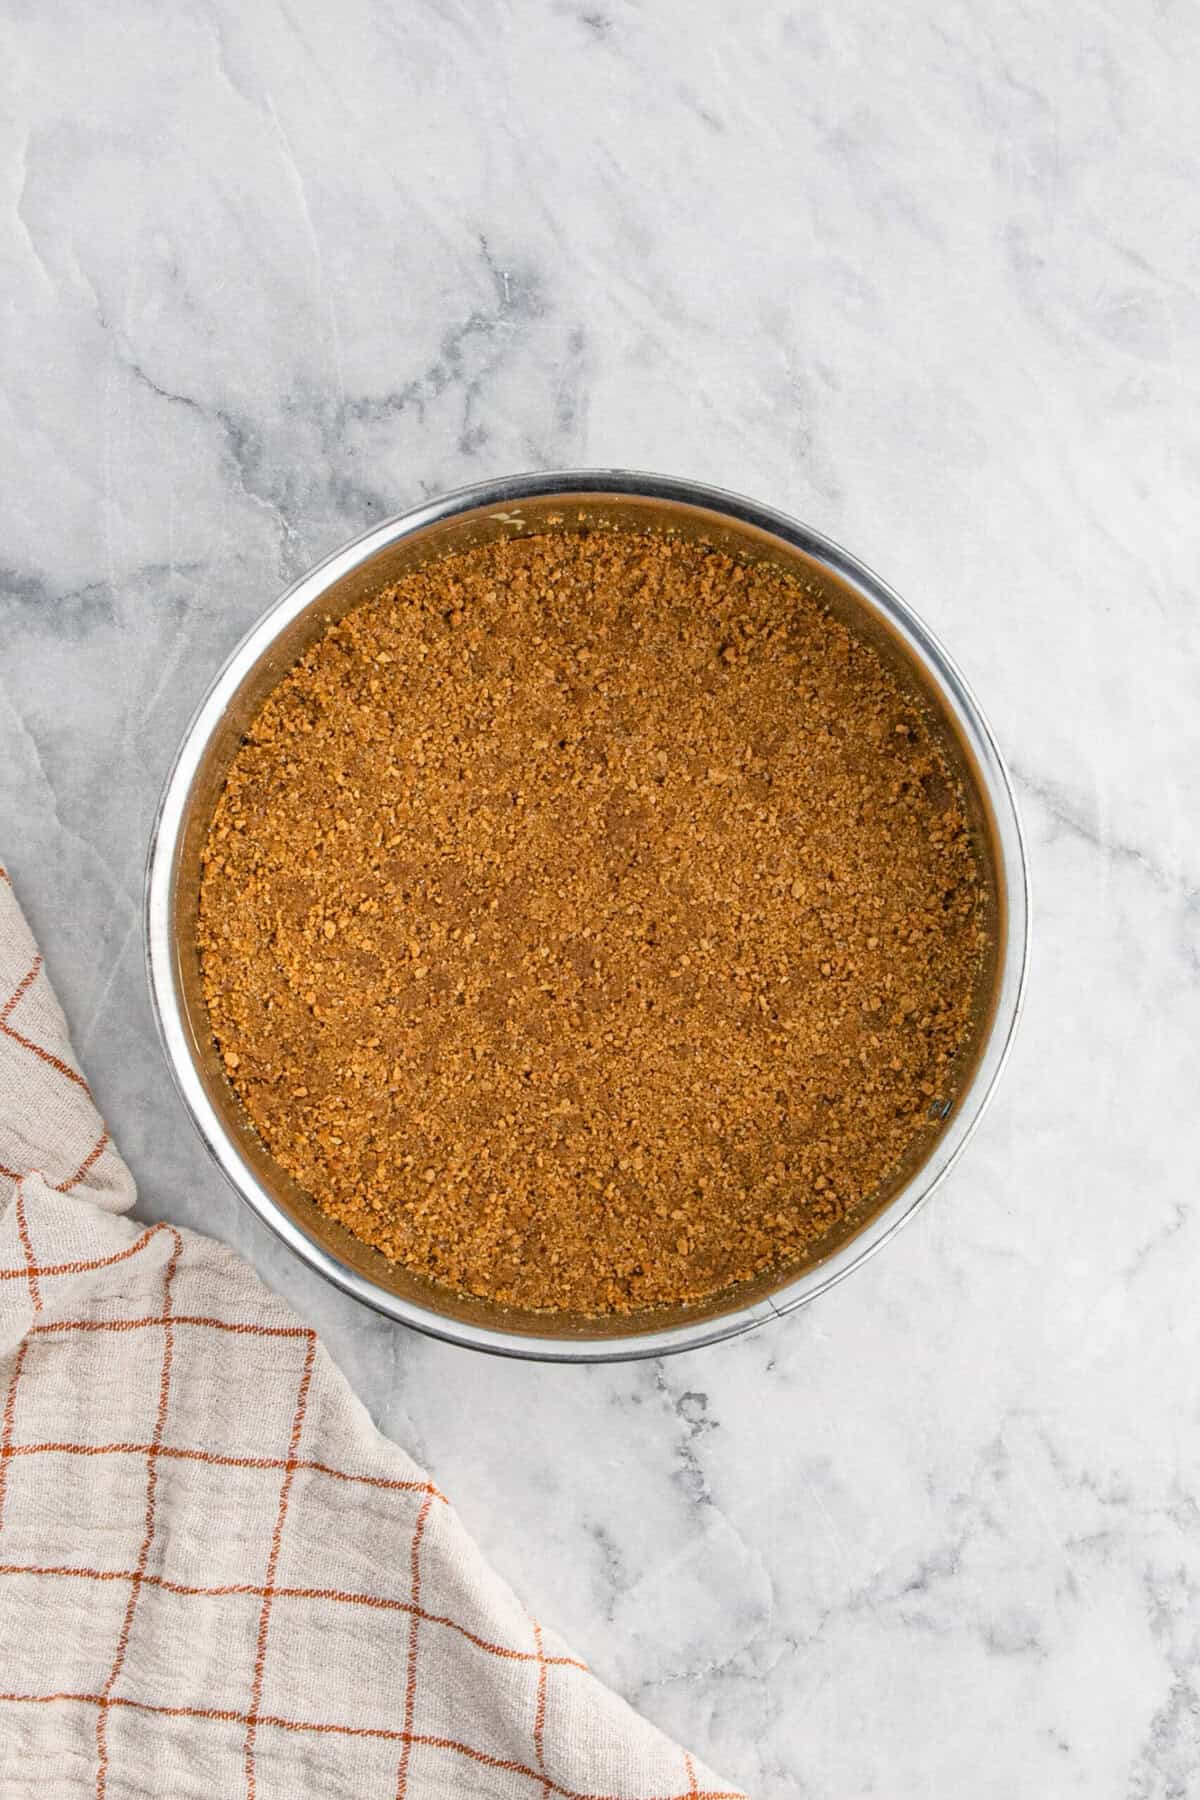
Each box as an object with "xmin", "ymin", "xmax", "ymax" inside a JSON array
[{"xmin": 3, "ymin": 2, "xmax": 1199, "ymax": 1792}]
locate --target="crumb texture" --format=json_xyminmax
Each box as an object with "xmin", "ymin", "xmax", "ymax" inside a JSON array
[{"xmin": 198, "ymin": 528, "xmax": 988, "ymax": 1315}]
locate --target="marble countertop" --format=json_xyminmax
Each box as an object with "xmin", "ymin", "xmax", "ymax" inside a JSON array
[{"xmin": 3, "ymin": 3, "xmax": 1198, "ymax": 1793}]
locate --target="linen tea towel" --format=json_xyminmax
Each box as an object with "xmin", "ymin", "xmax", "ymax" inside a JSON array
[{"xmin": 0, "ymin": 863, "xmax": 743, "ymax": 1799}]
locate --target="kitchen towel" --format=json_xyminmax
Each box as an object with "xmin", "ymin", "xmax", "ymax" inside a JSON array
[{"xmin": 0, "ymin": 863, "xmax": 742, "ymax": 1799}]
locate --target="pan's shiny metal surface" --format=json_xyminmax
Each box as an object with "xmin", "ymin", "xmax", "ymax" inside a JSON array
[{"xmin": 146, "ymin": 471, "xmax": 1030, "ymax": 1361}]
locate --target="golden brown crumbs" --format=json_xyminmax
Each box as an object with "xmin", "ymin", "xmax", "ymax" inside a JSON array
[{"xmin": 197, "ymin": 527, "xmax": 989, "ymax": 1316}]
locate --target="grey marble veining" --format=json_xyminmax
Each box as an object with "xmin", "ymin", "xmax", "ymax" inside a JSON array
[{"xmin": 3, "ymin": 2, "xmax": 1199, "ymax": 1793}]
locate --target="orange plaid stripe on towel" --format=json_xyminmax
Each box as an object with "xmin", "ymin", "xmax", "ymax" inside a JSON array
[{"xmin": 0, "ymin": 864, "xmax": 743, "ymax": 1799}]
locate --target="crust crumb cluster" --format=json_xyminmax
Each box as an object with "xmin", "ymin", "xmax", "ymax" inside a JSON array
[{"xmin": 198, "ymin": 527, "xmax": 988, "ymax": 1316}]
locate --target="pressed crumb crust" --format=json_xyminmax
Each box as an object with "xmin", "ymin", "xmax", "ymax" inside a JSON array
[{"xmin": 198, "ymin": 527, "xmax": 989, "ymax": 1316}]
